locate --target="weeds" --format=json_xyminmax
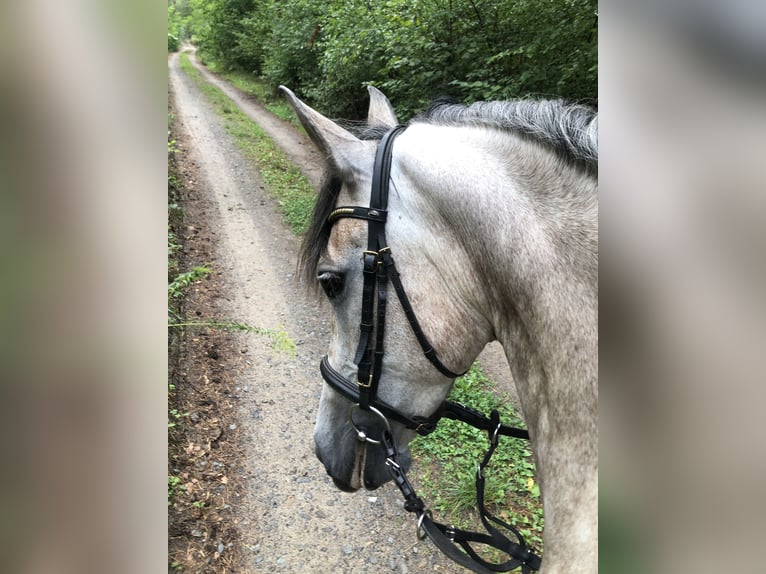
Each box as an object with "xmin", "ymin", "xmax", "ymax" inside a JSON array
[
  {"xmin": 216, "ymin": 70, "xmax": 302, "ymax": 127},
  {"xmin": 168, "ymin": 475, "xmax": 185, "ymax": 504},
  {"xmin": 168, "ymin": 319, "xmax": 296, "ymax": 356},
  {"xmin": 168, "ymin": 265, "xmax": 212, "ymax": 299}
]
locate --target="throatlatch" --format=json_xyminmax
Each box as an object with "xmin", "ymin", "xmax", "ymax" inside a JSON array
[{"xmin": 320, "ymin": 126, "xmax": 541, "ymax": 573}]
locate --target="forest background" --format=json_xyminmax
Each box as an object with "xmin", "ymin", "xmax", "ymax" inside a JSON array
[{"xmin": 168, "ymin": 0, "xmax": 597, "ymax": 120}]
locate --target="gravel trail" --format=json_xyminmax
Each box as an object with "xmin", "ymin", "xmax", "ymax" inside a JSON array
[{"xmin": 169, "ymin": 49, "xmax": 470, "ymax": 573}]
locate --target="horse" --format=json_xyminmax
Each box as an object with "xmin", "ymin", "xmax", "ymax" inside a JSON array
[{"xmin": 280, "ymin": 85, "xmax": 598, "ymax": 574}]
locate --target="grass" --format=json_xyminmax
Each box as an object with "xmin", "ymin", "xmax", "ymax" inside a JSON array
[
  {"xmin": 410, "ymin": 364, "xmax": 544, "ymax": 552},
  {"xmin": 216, "ymin": 69, "xmax": 300, "ymax": 126},
  {"xmin": 178, "ymin": 52, "xmax": 315, "ymax": 234},
  {"xmin": 168, "ymin": 265, "xmax": 212, "ymax": 299},
  {"xmin": 167, "ymin": 319, "xmax": 296, "ymax": 356}
]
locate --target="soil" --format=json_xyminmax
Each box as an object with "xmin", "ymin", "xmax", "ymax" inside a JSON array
[{"xmin": 167, "ymin": 49, "xmax": 520, "ymax": 573}]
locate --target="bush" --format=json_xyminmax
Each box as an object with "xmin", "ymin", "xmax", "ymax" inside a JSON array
[
  {"xmin": 176, "ymin": 0, "xmax": 597, "ymax": 119},
  {"xmin": 168, "ymin": 33, "xmax": 180, "ymax": 53}
]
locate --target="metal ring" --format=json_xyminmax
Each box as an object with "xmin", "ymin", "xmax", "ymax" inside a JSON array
[
  {"xmin": 416, "ymin": 510, "xmax": 432, "ymax": 540},
  {"xmin": 491, "ymin": 421, "xmax": 502, "ymax": 445},
  {"xmin": 349, "ymin": 404, "xmax": 391, "ymax": 445}
]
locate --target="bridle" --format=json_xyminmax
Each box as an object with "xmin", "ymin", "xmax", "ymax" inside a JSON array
[{"xmin": 319, "ymin": 126, "xmax": 542, "ymax": 573}]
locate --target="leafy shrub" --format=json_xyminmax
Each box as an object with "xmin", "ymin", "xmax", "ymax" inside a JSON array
[
  {"xmin": 176, "ymin": 0, "xmax": 597, "ymax": 119},
  {"xmin": 168, "ymin": 33, "xmax": 180, "ymax": 53}
]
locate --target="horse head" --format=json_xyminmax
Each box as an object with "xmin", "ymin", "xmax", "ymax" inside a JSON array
[{"xmin": 280, "ymin": 86, "xmax": 493, "ymax": 491}]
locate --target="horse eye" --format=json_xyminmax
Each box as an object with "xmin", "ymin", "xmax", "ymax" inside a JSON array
[{"xmin": 317, "ymin": 272, "xmax": 345, "ymax": 299}]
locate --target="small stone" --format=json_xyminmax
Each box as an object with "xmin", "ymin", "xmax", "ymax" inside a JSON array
[
  {"xmin": 369, "ymin": 556, "xmax": 378, "ymax": 565},
  {"xmin": 342, "ymin": 546, "xmax": 353, "ymax": 555},
  {"xmin": 367, "ymin": 496, "xmax": 378, "ymax": 503},
  {"xmin": 229, "ymin": 423, "xmax": 237, "ymax": 430},
  {"xmin": 217, "ymin": 543, "xmax": 225, "ymax": 554}
]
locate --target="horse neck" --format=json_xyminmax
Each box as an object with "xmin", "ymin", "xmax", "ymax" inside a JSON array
[
  {"xmin": 398, "ymin": 123, "xmax": 598, "ymax": 417},
  {"xmin": 400, "ymin": 124, "xmax": 599, "ymax": 573}
]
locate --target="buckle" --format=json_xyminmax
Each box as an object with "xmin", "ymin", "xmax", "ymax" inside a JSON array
[
  {"xmin": 416, "ymin": 510, "xmax": 432, "ymax": 540},
  {"xmin": 362, "ymin": 250, "xmax": 379, "ymax": 271},
  {"xmin": 358, "ymin": 373, "xmax": 373, "ymax": 389}
]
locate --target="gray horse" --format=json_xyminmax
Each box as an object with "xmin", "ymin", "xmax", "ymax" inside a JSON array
[{"xmin": 282, "ymin": 86, "xmax": 597, "ymax": 574}]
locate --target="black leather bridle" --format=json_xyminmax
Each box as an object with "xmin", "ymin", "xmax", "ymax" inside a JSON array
[{"xmin": 319, "ymin": 126, "xmax": 542, "ymax": 573}]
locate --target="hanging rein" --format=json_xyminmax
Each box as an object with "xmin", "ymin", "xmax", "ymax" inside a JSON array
[{"xmin": 318, "ymin": 126, "xmax": 542, "ymax": 574}]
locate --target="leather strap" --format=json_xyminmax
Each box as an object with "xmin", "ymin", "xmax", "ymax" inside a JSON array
[
  {"xmin": 319, "ymin": 356, "xmax": 530, "ymax": 440},
  {"xmin": 381, "ymin": 420, "xmax": 541, "ymax": 573}
]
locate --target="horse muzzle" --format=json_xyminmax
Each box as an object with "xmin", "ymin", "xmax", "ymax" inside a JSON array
[{"xmin": 314, "ymin": 409, "xmax": 412, "ymax": 492}]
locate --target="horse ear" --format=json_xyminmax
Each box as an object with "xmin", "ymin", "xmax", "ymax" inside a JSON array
[
  {"xmin": 278, "ymin": 86, "xmax": 364, "ymax": 177},
  {"xmin": 366, "ymin": 86, "xmax": 398, "ymax": 128}
]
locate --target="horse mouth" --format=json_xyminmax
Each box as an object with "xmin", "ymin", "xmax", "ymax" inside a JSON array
[
  {"xmin": 328, "ymin": 439, "xmax": 366, "ymax": 492},
  {"xmin": 316, "ymin": 424, "xmax": 409, "ymax": 492},
  {"xmin": 349, "ymin": 437, "xmax": 366, "ymax": 491},
  {"xmin": 329, "ymin": 434, "xmax": 384, "ymax": 492}
]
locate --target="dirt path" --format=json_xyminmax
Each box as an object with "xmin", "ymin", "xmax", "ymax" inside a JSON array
[
  {"xmin": 169, "ymin": 46, "xmax": 528, "ymax": 572},
  {"xmin": 185, "ymin": 47, "xmax": 325, "ymax": 189},
  {"xmin": 169, "ymin": 50, "xmax": 477, "ymax": 573}
]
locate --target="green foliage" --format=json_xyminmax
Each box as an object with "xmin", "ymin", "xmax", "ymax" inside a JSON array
[
  {"xmin": 221, "ymin": 71, "xmax": 301, "ymax": 125},
  {"xmin": 411, "ymin": 364, "xmax": 544, "ymax": 550},
  {"xmin": 168, "ymin": 265, "xmax": 212, "ymax": 299},
  {"xmin": 168, "ymin": 319, "xmax": 296, "ymax": 355},
  {"xmin": 168, "ymin": 33, "xmax": 180, "ymax": 52},
  {"xmin": 168, "ymin": 475, "xmax": 185, "ymax": 503},
  {"xmin": 182, "ymin": 0, "xmax": 271, "ymax": 72},
  {"xmin": 261, "ymin": 0, "xmax": 325, "ymax": 101},
  {"xmin": 171, "ymin": 0, "xmax": 596, "ymax": 120},
  {"xmin": 168, "ymin": 1, "xmax": 189, "ymax": 49}
]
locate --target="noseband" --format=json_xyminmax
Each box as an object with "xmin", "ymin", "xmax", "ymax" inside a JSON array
[{"xmin": 319, "ymin": 126, "xmax": 541, "ymax": 573}]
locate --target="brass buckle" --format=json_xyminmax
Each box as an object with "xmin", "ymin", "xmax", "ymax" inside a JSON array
[{"xmin": 358, "ymin": 373, "xmax": 373, "ymax": 389}]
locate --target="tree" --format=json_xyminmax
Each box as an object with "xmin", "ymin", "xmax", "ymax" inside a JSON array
[{"xmin": 171, "ymin": 0, "xmax": 598, "ymax": 118}]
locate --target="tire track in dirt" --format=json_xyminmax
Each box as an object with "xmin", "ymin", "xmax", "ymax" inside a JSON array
[
  {"xmin": 169, "ymin": 50, "xmax": 467, "ymax": 573},
  {"xmin": 185, "ymin": 48, "xmax": 324, "ymax": 189}
]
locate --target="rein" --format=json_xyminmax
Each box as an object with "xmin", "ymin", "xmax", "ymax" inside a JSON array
[{"xmin": 320, "ymin": 126, "xmax": 542, "ymax": 573}]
